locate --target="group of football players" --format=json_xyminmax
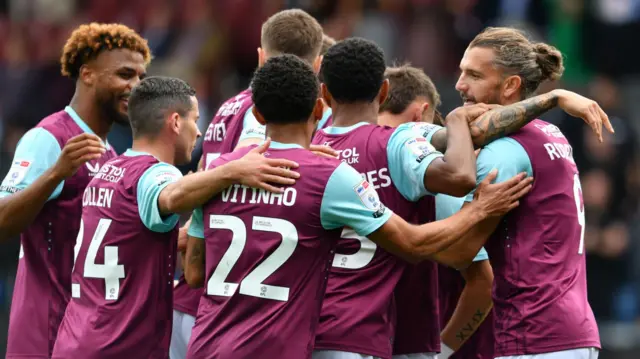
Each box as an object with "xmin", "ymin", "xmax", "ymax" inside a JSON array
[{"xmin": 0, "ymin": 7, "xmax": 614, "ymax": 359}]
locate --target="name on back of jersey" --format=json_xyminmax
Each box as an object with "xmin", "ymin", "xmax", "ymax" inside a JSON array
[
  {"xmin": 205, "ymin": 121, "xmax": 227, "ymax": 142},
  {"xmin": 535, "ymin": 123, "xmax": 576, "ymax": 164},
  {"xmin": 220, "ymin": 184, "xmax": 297, "ymax": 207}
]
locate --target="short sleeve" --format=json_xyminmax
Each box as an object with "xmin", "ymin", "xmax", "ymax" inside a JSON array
[
  {"xmin": 187, "ymin": 207, "xmax": 205, "ymax": 239},
  {"xmin": 237, "ymin": 108, "xmax": 266, "ymax": 142},
  {"xmin": 137, "ymin": 163, "xmax": 183, "ymax": 233},
  {"xmin": 387, "ymin": 123, "xmax": 444, "ymax": 201},
  {"xmin": 0, "ymin": 128, "xmax": 63, "ymax": 200},
  {"xmin": 465, "ymin": 137, "xmax": 533, "ymax": 202},
  {"xmin": 435, "ymin": 194, "xmax": 489, "ymax": 263},
  {"xmin": 320, "ymin": 162, "xmax": 393, "ymax": 236},
  {"xmin": 473, "ymin": 247, "xmax": 489, "ymax": 262},
  {"xmin": 406, "ymin": 122, "xmax": 444, "ymax": 144}
]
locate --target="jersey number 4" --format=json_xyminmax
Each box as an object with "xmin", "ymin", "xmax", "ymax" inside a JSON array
[
  {"xmin": 207, "ymin": 215, "xmax": 297, "ymax": 302},
  {"xmin": 72, "ymin": 218, "xmax": 125, "ymax": 301}
]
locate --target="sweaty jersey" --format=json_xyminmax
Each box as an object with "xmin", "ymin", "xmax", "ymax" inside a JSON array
[
  {"xmin": 436, "ymin": 194, "xmax": 493, "ymax": 359},
  {"xmin": 464, "ymin": 120, "xmax": 600, "ymax": 356},
  {"xmin": 52, "ymin": 150, "xmax": 181, "ymax": 358},
  {"xmin": 186, "ymin": 142, "xmax": 392, "ymax": 359},
  {"xmin": 312, "ymin": 122, "xmax": 442, "ymax": 359},
  {"xmin": 1, "ymin": 107, "xmax": 117, "ymax": 358}
]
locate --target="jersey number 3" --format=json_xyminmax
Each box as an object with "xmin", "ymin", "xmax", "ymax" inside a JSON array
[
  {"xmin": 207, "ymin": 215, "xmax": 297, "ymax": 302},
  {"xmin": 72, "ymin": 218, "xmax": 125, "ymax": 301},
  {"xmin": 573, "ymin": 173, "xmax": 585, "ymax": 255}
]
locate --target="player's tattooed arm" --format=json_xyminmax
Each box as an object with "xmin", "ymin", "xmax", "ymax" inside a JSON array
[
  {"xmin": 441, "ymin": 260, "xmax": 493, "ymax": 352},
  {"xmin": 468, "ymin": 92, "xmax": 558, "ymax": 146},
  {"xmin": 428, "ymin": 92, "xmax": 558, "ymax": 152},
  {"xmin": 184, "ymin": 236, "xmax": 206, "ymax": 288}
]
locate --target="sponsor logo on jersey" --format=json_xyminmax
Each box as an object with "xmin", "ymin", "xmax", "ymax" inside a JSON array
[
  {"xmin": 353, "ymin": 179, "xmax": 386, "ymax": 217},
  {"xmin": 86, "ymin": 162, "xmax": 101, "ymax": 175},
  {"xmin": 2, "ymin": 159, "xmax": 32, "ymax": 189},
  {"xmin": 406, "ymin": 137, "xmax": 436, "ymax": 163}
]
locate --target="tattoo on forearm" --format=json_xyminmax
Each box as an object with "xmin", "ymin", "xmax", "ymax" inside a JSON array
[
  {"xmin": 455, "ymin": 309, "xmax": 487, "ymax": 343},
  {"xmin": 188, "ymin": 242, "xmax": 205, "ymax": 266},
  {"xmin": 470, "ymin": 92, "xmax": 559, "ymax": 146}
]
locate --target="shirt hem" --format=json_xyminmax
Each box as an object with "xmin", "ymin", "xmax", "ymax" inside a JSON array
[
  {"xmin": 494, "ymin": 341, "xmax": 601, "ymax": 357},
  {"xmin": 173, "ymin": 303, "xmax": 198, "ymax": 317},
  {"xmin": 314, "ymin": 342, "xmax": 391, "ymax": 359}
]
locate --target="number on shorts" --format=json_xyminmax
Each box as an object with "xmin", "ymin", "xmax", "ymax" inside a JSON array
[
  {"xmin": 573, "ymin": 173, "xmax": 586, "ymax": 254},
  {"xmin": 72, "ymin": 218, "xmax": 125, "ymax": 300},
  {"xmin": 332, "ymin": 228, "xmax": 376, "ymax": 269},
  {"xmin": 207, "ymin": 215, "xmax": 298, "ymax": 302}
]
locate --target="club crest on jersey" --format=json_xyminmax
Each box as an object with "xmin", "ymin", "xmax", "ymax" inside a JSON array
[
  {"xmin": 405, "ymin": 137, "xmax": 435, "ymax": 163},
  {"xmin": 353, "ymin": 179, "xmax": 386, "ymax": 218}
]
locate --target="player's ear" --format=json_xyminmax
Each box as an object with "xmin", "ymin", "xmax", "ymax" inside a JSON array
[
  {"xmin": 170, "ymin": 112, "xmax": 181, "ymax": 135},
  {"xmin": 257, "ymin": 48, "xmax": 266, "ymax": 67},
  {"xmin": 321, "ymin": 83, "xmax": 333, "ymax": 107},
  {"xmin": 79, "ymin": 64, "xmax": 95, "ymax": 87},
  {"xmin": 415, "ymin": 102, "xmax": 429, "ymax": 122},
  {"xmin": 313, "ymin": 55, "xmax": 322, "ymax": 74},
  {"xmin": 252, "ymin": 106, "xmax": 267, "ymax": 125},
  {"xmin": 312, "ymin": 98, "xmax": 324, "ymax": 122},
  {"xmin": 378, "ymin": 79, "xmax": 390, "ymax": 105},
  {"xmin": 502, "ymin": 75, "xmax": 522, "ymax": 100}
]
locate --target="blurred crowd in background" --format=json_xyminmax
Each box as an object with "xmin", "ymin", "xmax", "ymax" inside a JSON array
[{"xmin": 0, "ymin": 0, "xmax": 639, "ymax": 356}]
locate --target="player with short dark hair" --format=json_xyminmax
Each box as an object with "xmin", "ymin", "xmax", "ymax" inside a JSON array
[
  {"xmin": 52, "ymin": 76, "xmax": 300, "ymax": 358},
  {"xmin": 313, "ymin": 37, "xmax": 612, "ymax": 359},
  {"xmin": 168, "ymin": 10, "xmax": 335, "ymax": 357},
  {"xmin": 0, "ymin": 22, "xmax": 151, "ymax": 358},
  {"xmin": 376, "ymin": 64, "xmax": 494, "ymax": 359},
  {"xmin": 183, "ymin": 54, "xmax": 530, "ymax": 359}
]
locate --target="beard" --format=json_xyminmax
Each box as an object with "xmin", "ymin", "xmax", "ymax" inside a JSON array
[{"xmin": 98, "ymin": 92, "xmax": 129, "ymax": 126}]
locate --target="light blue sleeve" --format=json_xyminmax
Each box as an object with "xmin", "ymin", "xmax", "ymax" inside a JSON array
[
  {"xmin": 387, "ymin": 122, "xmax": 444, "ymax": 201},
  {"xmin": 137, "ymin": 163, "xmax": 183, "ymax": 233},
  {"xmin": 187, "ymin": 207, "xmax": 205, "ymax": 239},
  {"xmin": 405, "ymin": 122, "xmax": 444, "ymax": 144},
  {"xmin": 0, "ymin": 128, "xmax": 63, "ymax": 200},
  {"xmin": 320, "ymin": 162, "xmax": 393, "ymax": 236},
  {"xmin": 465, "ymin": 137, "xmax": 533, "ymax": 202},
  {"xmin": 435, "ymin": 194, "xmax": 488, "ymax": 262},
  {"xmin": 237, "ymin": 107, "xmax": 266, "ymax": 142}
]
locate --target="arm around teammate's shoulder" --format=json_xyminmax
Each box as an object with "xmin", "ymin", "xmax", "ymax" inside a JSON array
[
  {"xmin": 157, "ymin": 139, "xmax": 300, "ymax": 216},
  {"xmin": 368, "ymin": 170, "xmax": 532, "ymax": 264},
  {"xmin": 0, "ymin": 132, "xmax": 104, "ymax": 241},
  {"xmin": 429, "ymin": 138, "xmax": 534, "ymax": 268}
]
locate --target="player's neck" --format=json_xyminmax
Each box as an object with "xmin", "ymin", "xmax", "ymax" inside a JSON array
[
  {"xmin": 265, "ymin": 124, "xmax": 311, "ymax": 149},
  {"xmin": 131, "ymin": 138, "xmax": 176, "ymax": 165},
  {"xmin": 69, "ymin": 93, "xmax": 111, "ymax": 142},
  {"xmin": 330, "ymin": 104, "xmax": 379, "ymax": 127},
  {"xmin": 376, "ymin": 112, "xmax": 402, "ymax": 128}
]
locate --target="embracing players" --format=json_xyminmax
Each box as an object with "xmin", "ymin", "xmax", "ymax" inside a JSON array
[
  {"xmin": 0, "ymin": 23, "xmax": 150, "ymax": 359},
  {"xmin": 182, "ymin": 54, "xmax": 531, "ymax": 359},
  {"xmin": 52, "ymin": 76, "xmax": 300, "ymax": 358}
]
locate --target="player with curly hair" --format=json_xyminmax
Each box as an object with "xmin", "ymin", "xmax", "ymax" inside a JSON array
[
  {"xmin": 182, "ymin": 54, "xmax": 531, "ymax": 359},
  {"xmin": 0, "ymin": 22, "xmax": 150, "ymax": 358}
]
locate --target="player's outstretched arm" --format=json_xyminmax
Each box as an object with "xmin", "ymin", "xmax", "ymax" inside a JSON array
[
  {"xmin": 429, "ymin": 89, "xmax": 613, "ymax": 151},
  {"xmin": 0, "ymin": 133, "xmax": 105, "ymax": 241},
  {"xmin": 184, "ymin": 234, "xmax": 206, "ymax": 288},
  {"xmin": 423, "ymin": 105, "xmax": 490, "ymax": 197},
  {"xmin": 157, "ymin": 138, "xmax": 300, "ymax": 215},
  {"xmin": 368, "ymin": 171, "xmax": 532, "ymax": 263},
  {"xmin": 440, "ymin": 260, "xmax": 493, "ymax": 356}
]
